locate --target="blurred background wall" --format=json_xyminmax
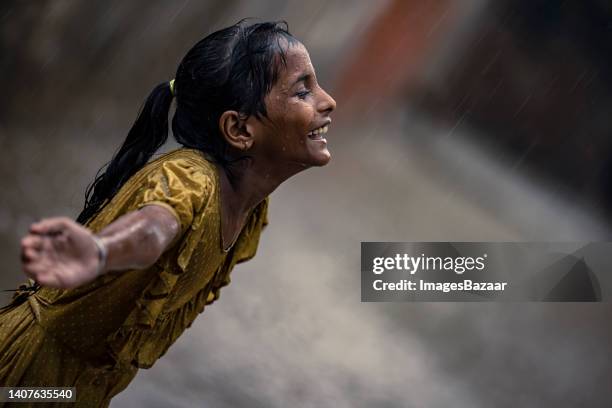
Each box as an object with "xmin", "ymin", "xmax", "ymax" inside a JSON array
[{"xmin": 1, "ymin": 0, "xmax": 611, "ymax": 407}]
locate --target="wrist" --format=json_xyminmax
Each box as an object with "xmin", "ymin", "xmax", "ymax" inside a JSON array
[{"xmin": 91, "ymin": 234, "xmax": 108, "ymax": 277}]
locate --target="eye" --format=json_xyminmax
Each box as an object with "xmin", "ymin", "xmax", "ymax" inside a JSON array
[{"xmin": 295, "ymin": 89, "xmax": 311, "ymax": 100}]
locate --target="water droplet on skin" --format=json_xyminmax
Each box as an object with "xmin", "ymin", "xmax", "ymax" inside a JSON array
[{"xmin": 282, "ymin": 147, "xmax": 286, "ymax": 151}]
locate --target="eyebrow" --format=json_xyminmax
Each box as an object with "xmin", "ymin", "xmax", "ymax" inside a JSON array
[{"xmin": 291, "ymin": 73, "xmax": 311, "ymax": 88}]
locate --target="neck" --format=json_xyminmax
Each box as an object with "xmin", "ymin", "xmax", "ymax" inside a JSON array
[{"xmin": 216, "ymin": 156, "xmax": 307, "ymax": 215}]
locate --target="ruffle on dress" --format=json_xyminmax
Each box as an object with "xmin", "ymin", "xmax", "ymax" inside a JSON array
[{"xmin": 105, "ymin": 197, "xmax": 268, "ymax": 369}]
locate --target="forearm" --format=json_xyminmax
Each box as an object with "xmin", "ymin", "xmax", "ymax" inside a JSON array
[
  {"xmin": 20, "ymin": 206, "xmax": 179, "ymax": 289},
  {"xmin": 95, "ymin": 205, "xmax": 180, "ymax": 274}
]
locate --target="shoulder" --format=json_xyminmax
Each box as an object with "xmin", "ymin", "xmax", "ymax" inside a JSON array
[
  {"xmin": 139, "ymin": 148, "xmax": 219, "ymax": 202},
  {"xmin": 141, "ymin": 148, "xmax": 218, "ymax": 203},
  {"xmin": 146, "ymin": 148, "xmax": 217, "ymax": 184}
]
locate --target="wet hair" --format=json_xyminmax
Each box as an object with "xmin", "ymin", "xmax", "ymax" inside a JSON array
[{"xmin": 76, "ymin": 20, "xmax": 298, "ymax": 224}]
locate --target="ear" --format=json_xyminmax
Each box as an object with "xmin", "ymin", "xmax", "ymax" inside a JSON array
[{"xmin": 219, "ymin": 110, "xmax": 256, "ymax": 151}]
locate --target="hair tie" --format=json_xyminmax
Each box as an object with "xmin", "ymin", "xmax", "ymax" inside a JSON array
[{"xmin": 169, "ymin": 79, "xmax": 176, "ymax": 97}]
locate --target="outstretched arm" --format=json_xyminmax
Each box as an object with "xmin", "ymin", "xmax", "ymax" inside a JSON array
[{"xmin": 20, "ymin": 205, "xmax": 180, "ymax": 289}]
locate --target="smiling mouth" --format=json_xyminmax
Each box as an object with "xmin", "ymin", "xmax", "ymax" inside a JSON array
[{"xmin": 307, "ymin": 124, "xmax": 329, "ymax": 140}]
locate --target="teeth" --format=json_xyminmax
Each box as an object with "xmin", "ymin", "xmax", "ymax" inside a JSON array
[{"xmin": 308, "ymin": 125, "xmax": 329, "ymax": 137}]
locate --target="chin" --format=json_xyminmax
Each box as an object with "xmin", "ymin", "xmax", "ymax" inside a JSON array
[
  {"xmin": 311, "ymin": 150, "xmax": 332, "ymax": 166},
  {"xmin": 292, "ymin": 147, "xmax": 331, "ymax": 170}
]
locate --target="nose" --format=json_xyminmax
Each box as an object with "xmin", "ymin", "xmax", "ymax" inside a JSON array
[{"xmin": 317, "ymin": 87, "xmax": 337, "ymax": 115}]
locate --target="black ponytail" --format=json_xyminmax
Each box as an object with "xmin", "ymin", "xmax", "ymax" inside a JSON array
[{"xmin": 76, "ymin": 81, "xmax": 174, "ymax": 224}]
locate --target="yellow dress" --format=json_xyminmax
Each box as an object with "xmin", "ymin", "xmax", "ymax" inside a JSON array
[{"xmin": 0, "ymin": 148, "xmax": 269, "ymax": 407}]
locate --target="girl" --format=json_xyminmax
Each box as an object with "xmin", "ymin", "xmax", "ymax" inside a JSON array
[{"xmin": 0, "ymin": 20, "xmax": 335, "ymax": 407}]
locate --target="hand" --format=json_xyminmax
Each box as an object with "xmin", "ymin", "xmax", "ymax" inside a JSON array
[{"xmin": 20, "ymin": 217, "xmax": 102, "ymax": 289}]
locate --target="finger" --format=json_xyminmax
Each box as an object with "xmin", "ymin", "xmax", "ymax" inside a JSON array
[
  {"xmin": 21, "ymin": 247, "xmax": 40, "ymax": 263},
  {"xmin": 30, "ymin": 217, "xmax": 72, "ymax": 236},
  {"xmin": 21, "ymin": 235, "xmax": 44, "ymax": 251}
]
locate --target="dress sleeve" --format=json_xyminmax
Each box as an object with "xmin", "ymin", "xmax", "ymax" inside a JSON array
[{"xmin": 135, "ymin": 159, "xmax": 213, "ymax": 240}]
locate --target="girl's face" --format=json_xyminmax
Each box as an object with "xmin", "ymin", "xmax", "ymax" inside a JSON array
[{"xmin": 252, "ymin": 42, "xmax": 337, "ymax": 169}]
